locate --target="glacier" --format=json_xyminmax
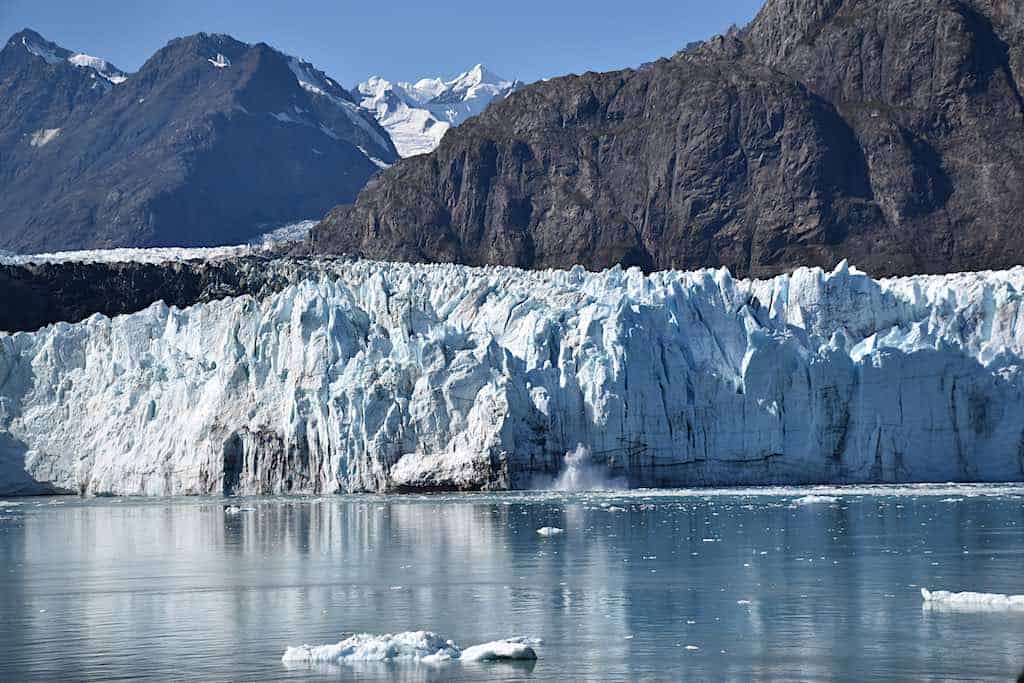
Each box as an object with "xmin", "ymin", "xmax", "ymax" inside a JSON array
[
  {"xmin": 2, "ymin": 259, "xmax": 1024, "ymax": 496},
  {"xmin": 356, "ymin": 65, "xmax": 519, "ymax": 157}
]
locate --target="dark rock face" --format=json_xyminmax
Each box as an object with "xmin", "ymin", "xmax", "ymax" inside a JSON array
[
  {"xmin": 0, "ymin": 31, "xmax": 398, "ymax": 254},
  {"xmin": 312, "ymin": 0, "xmax": 1024, "ymax": 277},
  {"xmin": 0, "ymin": 256, "xmax": 315, "ymax": 333}
]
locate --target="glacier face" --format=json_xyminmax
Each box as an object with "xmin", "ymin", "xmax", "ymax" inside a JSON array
[{"xmin": 1, "ymin": 260, "xmax": 1023, "ymax": 496}]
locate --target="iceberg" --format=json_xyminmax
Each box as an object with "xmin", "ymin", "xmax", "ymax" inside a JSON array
[
  {"xmin": 2, "ymin": 259, "xmax": 1024, "ymax": 495},
  {"xmin": 920, "ymin": 588, "xmax": 1024, "ymax": 611},
  {"xmin": 281, "ymin": 631, "xmax": 537, "ymax": 665}
]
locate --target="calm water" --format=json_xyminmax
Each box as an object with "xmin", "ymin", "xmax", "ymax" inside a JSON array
[{"xmin": 0, "ymin": 486, "xmax": 1022, "ymax": 682}]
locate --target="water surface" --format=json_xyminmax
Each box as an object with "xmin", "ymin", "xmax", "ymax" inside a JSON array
[{"xmin": 1, "ymin": 485, "xmax": 1022, "ymax": 681}]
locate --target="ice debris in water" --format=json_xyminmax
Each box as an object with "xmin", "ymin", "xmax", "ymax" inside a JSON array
[
  {"xmin": 536, "ymin": 527, "xmax": 564, "ymax": 536},
  {"xmin": 791, "ymin": 495, "xmax": 840, "ymax": 506},
  {"xmin": 281, "ymin": 632, "xmax": 539, "ymax": 665},
  {"xmin": 920, "ymin": 588, "xmax": 1024, "ymax": 611}
]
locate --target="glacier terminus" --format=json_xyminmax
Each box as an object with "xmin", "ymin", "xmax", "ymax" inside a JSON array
[{"xmin": 1, "ymin": 259, "xmax": 1023, "ymax": 496}]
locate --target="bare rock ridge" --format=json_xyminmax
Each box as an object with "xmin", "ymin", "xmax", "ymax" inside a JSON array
[
  {"xmin": 311, "ymin": 0, "xmax": 1024, "ymax": 278},
  {"xmin": 0, "ymin": 30, "xmax": 398, "ymax": 254},
  {"xmin": 0, "ymin": 256, "xmax": 317, "ymax": 333}
]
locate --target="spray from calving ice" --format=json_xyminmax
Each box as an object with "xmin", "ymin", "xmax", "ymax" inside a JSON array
[{"xmin": 551, "ymin": 444, "xmax": 627, "ymax": 491}]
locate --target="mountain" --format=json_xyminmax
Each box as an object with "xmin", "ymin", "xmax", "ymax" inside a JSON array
[
  {"xmin": 0, "ymin": 30, "xmax": 398, "ymax": 254},
  {"xmin": 312, "ymin": 0, "xmax": 1024, "ymax": 278},
  {"xmin": 355, "ymin": 65, "xmax": 520, "ymax": 157},
  {"xmin": 3, "ymin": 259, "xmax": 1023, "ymax": 494}
]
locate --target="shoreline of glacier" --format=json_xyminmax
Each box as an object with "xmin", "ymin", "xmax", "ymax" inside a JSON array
[{"xmin": 2, "ymin": 259, "xmax": 1024, "ymax": 496}]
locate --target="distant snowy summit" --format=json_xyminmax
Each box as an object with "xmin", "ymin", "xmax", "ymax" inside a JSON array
[
  {"xmin": 13, "ymin": 29, "xmax": 126, "ymax": 87},
  {"xmin": 356, "ymin": 65, "xmax": 520, "ymax": 157}
]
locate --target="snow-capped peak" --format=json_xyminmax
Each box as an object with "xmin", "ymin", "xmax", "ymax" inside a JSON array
[
  {"xmin": 67, "ymin": 53, "xmax": 127, "ymax": 83},
  {"xmin": 18, "ymin": 32, "xmax": 65, "ymax": 65},
  {"xmin": 11, "ymin": 30, "xmax": 128, "ymax": 85},
  {"xmin": 356, "ymin": 64, "xmax": 520, "ymax": 157}
]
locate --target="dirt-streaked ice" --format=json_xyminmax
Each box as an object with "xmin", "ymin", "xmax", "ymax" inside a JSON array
[{"xmin": 2, "ymin": 260, "xmax": 1024, "ymax": 495}]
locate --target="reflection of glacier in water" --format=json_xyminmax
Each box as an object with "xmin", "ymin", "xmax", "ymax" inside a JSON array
[
  {"xmin": 0, "ymin": 488, "xmax": 1023, "ymax": 680},
  {"xmin": 551, "ymin": 445, "xmax": 627, "ymax": 492}
]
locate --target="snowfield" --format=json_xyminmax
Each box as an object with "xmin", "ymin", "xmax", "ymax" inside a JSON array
[
  {"xmin": 0, "ymin": 221, "xmax": 316, "ymax": 266},
  {"xmin": 356, "ymin": 65, "xmax": 519, "ymax": 157},
  {"xmin": 2, "ymin": 260, "xmax": 1024, "ymax": 495}
]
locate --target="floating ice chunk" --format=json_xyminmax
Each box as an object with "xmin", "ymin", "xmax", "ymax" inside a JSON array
[
  {"xmin": 282, "ymin": 631, "xmax": 458, "ymax": 664},
  {"xmin": 460, "ymin": 639, "xmax": 539, "ymax": 662},
  {"xmin": 920, "ymin": 588, "xmax": 1024, "ymax": 611},
  {"xmin": 281, "ymin": 632, "xmax": 537, "ymax": 665},
  {"xmin": 223, "ymin": 505, "xmax": 254, "ymax": 514},
  {"xmin": 536, "ymin": 527, "xmax": 564, "ymax": 536},
  {"xmin": 791, "ymin": 495, "xmax": 839, "ymax": 506}
]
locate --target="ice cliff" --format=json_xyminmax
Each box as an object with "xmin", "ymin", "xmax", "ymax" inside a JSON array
[{"xmin": 1, "ymin": 260, "xmax": 1023, "ymax": 496}]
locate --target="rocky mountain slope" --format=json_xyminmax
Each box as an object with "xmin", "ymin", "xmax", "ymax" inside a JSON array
[
  {"xmin": 0, "ymin": 30, "xmax": 398, "ymax": 254},
  {"xmin": 2, "ymin": 259, "xmax": 1022, "ymax": 495},
  {"xmin": 312, "ymin": 0, "xmax": 1024, "ymax": 278},
  {"xmin": 356, "ymin": 65, "xmax": 520, "ymax": 157}
]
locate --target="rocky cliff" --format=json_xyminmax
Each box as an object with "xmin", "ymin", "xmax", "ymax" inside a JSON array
[{"xmin": 311, "ymin": 0, "xmax": 1024, "ymax": 278}]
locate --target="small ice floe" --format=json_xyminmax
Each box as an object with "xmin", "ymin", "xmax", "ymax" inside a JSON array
[
  {"xmin": 737, "ymin": 599, "xmax": 752, "ymax": 606},
  {"xmin": 0, "ymin": 501, "xmax": 23, "ymax": 507},
  {"xmin": 921, "ymin": 588, "xmax": 1024, "ymax": 611},
  {"xmin": 223, "ymin": 505, "xmax": 255, "ymax": 514},
  {"xmin": 536, "ymin": 527, "xmax": 564, "ymax": 536},
  {"xmin": 606, "ymin": 506, "xmax": 627, "ymax": 513},
  {"xmin": 791, "ymin": 495, "xmax": 840, "ymax": 507},
  {"xmin": 282, "ymin": 631, "xmax": 538, "ymax": 665}
]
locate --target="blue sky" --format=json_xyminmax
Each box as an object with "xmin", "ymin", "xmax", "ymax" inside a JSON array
[{"xmin": 1, "ymin": 0, "xmax": 764, "ymax": 86}]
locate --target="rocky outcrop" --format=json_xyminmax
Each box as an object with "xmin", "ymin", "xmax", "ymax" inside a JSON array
[
  {"xmin": 0, "ymin": 30, "xmax": 398, "ymax": 254},
  {"xmin": 2, "ymin": 259, "xmax": 1023, "ymax": 496},
  {"xmin": 311, "ymin": 0, "xmax": 1024, "ymax": 278},
  {"xmin": 0, "ymin": 255, "xmax": 315, "ymax": 333}
]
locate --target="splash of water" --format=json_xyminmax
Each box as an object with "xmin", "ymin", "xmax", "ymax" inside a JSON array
[{"xmin": 552, "ymin": 444, "xmax": 627, "ymax": 491}]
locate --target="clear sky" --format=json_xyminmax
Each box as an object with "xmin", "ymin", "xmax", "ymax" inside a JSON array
[{"xmin": 1, "ymin": 0, "xmax": 765, "ymax": 86}]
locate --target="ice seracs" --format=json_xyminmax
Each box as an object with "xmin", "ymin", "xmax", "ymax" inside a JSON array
[
  {"xmin": 356, "ymin": 65, "xmax": 520, "ymax": 157},
  {"xmin": 3, "ymin": 261, "xmax": 1024, "ymax": 495}
]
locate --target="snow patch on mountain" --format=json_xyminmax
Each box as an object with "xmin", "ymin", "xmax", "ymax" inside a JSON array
[
  {"xmin": 207, "ymin": 53, "xmax": 230, "ymax": 68},
  {"xmin": 28, "ymin": 128, "xmax": 60, "ymax": 147},
  {"xmin": 67, "ymin": 53, "xmax": 127, "ymax": 83},
  {"xmin": 286, "ymin": 57, "xmax": 390, "ymax": 152},
  {"xmin": 357, "ymin": 65, "xmax": 520, "ymax": 157},
  {"xmin": 2, "ymin": 260, "xmax": 1024, "ymax": 496}
]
